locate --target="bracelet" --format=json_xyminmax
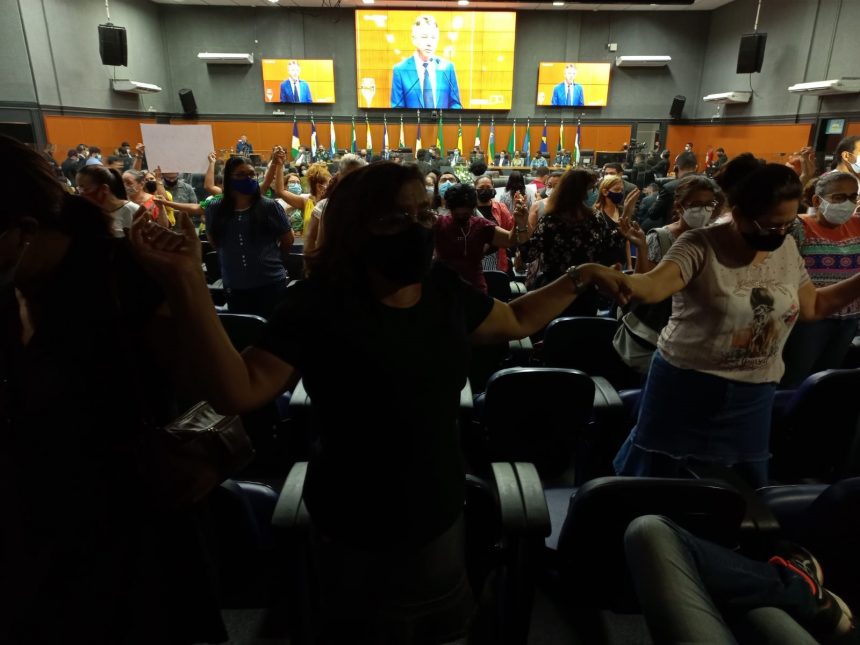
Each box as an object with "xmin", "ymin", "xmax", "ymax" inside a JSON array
[{"xmin": 566, "ymin": 265, "xmax": 591, "ymax": 295}]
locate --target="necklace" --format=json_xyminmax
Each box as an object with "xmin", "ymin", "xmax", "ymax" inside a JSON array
[{"xmin": 458, "ymin": 221, "xmax": 472, "ymax": 257}]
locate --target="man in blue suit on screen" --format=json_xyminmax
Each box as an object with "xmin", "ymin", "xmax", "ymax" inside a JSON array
[
  {"xmin": 551, "ymin": 64, "xmax": 585, "ymax": 106},
  {"xmin": 280, "ymin": 60, "xmax": 313, "ymax": 103},
  {"xmin": 390, "ymin": 15, "xmax": 462, "ymax": 109}
]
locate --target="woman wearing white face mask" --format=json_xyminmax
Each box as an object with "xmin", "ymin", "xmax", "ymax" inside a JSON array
[
  {"xmin": 614, "ymin": 175, "xmax": 724, "ymax": 374},
  {"xmin": 782, "ymin": 172, "xmax": 860, "ymax": 386}
]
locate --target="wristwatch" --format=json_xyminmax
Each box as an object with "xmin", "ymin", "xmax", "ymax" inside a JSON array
[{"xmin": 566, "ymin": 265, "xmax": 591, "ymax": 295}]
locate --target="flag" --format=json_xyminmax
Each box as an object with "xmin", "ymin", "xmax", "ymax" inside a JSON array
[
  {"xmin": 507, "ymin": 120, "xmax": 516, "ymax": 154},
  {"xmin": 488, "ymin": 120, "xmax": 495, "ymax": 159},
  {"xmin": 558, "ymin": 120, "xmax": 565, "ymax": 153},
  {"xmin": 436, "ymin": 112, "xmax": 444, "ymax": 152},
  {"xmin": 522, "ymin": 120, "xmax": 531, "ymax": 164},
  {"xmin": 457, "ymin": 119, "xmax": 463, "ymax": 154},
  {"xmin": 383, "ymin": 117, "xmax": 389, "ymax": 152},
  {"xmin": 398, "ymin": 116, "xmax": 405, "ymax": 148},
  {"xmin": 539, "ymin": 121, "xmax": 548, "ymax": 155},
  {"xmin": 291, "ymin": 118, "xmax": 300, "ymax": 159},
  {"xmin": 474, "ymin": 118, "xmax": 481, "ymax": 149},
  {"xmin": 365, "ymin": 115, "xmax": 373, "ymax": 157},
  {"xmin": 329, "ymin": 117, "xmax": 337, "ymax": 156},
  {"xmin": 574, "ymin": 122, "xmax": 582, "ymax": 164},
  {"xmin": 415, "ymin": 117, "xmax": 422, "ymax": 151},
  {"xmin": 350, "ymin": 117, "xmax": 356, "ymax": 153},
  {"xmin": 310, "ymin": 118, "xmax": 318, "ymax": 159}
]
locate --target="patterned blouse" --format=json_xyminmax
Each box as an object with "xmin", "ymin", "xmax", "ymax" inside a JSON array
[{"xmin": 521, "ymin": 209, "xmax": 626, "ymax": 287}]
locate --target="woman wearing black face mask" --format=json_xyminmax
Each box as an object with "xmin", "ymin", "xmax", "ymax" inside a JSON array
[
  {"xmin": 595, "ymin": 174, "xmax": 640, "ymax": 270},
  {"xmin": 203, "ymin": 156, "xmax": 293, "ymax": 318},
  {"xmin": 473, "ymin": 174, "xmax": 515, "ymax": 274},
  {"xmin": 122, "ymin": 169, "xmax": 171, "ymax": 228},
  {"xmin": 129, "ymin": 161, "xmax": 623, "ymax": 644},
  {"xmin": 580, "ymin": 153, "xmax": 860, "ymax": 489}
]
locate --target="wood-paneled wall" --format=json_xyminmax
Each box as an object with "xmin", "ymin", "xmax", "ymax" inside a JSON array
[{"xmin": 666, "ymin": 123, "xmax": 813, "ymax": 165}]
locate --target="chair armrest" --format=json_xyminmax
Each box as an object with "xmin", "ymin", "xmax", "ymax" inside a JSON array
[
  {"xmin": 272, "ymin": 461, "xmax": 310, "ymax": 528},
  {"xmin": 289, "ymin": 379, "xmax": 311, "ymax": 409},
  {"xmin": 460, "ymin": 379, "xmax": 474, "ymax": 410},
  {"xmin": 592, "ymin": 376, "xmax": 623, "ymax": 409},
  {"xmin": 510, "ymin": 281, "xmax": 527, "ymax": 296},
  {"xmin": 491, "ymin": 462, "xmax": 551, "ymax": 537}
]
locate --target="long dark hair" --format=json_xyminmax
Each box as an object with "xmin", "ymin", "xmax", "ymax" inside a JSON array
[
  {"xmin": 306, "ymin": 162, "xmax": 424, "ymax": 287},
  {"xmin": 505, "ymin": 171, "xmax": 526, "ymax": 194},
  {"xmin": 77, "ymin": 164, "xmax": 127, "ymax": 199},
  {"xmin": 209, "ymin": 156, "xmax": 268, "ymax": 246},
  {"xmin": 545, "ymin": 169, "xmax": 596, "ymax": 219},
  {"xmin": 0, "ymin": 135, "xmax": 109, "ymax": 238}
]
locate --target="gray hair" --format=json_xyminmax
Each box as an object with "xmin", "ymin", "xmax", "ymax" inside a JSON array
[
  {"xmin": 339, "ymin": 153, "xmax": 367, "ymax": 174},
  {"xmin": 413, "ymin": 15, "xmax": 439, "ymax": 32},
  {"xmin": 815, "ymin": 171, "xmax": 857, "ymax": 197}
]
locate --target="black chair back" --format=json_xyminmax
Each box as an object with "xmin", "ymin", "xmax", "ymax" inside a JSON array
[
  {"xmin": 557, "ymin": 476, "xmax": 747, "ymax": 611},
  {"xmin": 771, "ymin": 368, "xmax": 860, "ymax": 483},
  {"xmin": 543, "ymin": 316, "xmax": 642, "ymax": 390},
  {"xmin": 479, "ymin": 367, "xmax": 595, "ymax": 479},
  {"xmin": 204, "ymin": 251, "xmax": 221, "ymax": 283},
  {"xmin": 483, "ymin": 270, "xmax": 513, "ymax": 303},
  {"xmin": 285, "ymin": 253, "xmax": 305, "ymax": 281},
  {"xmin": 218, "ymin": 313, "xmax": 267, "ymax": 351}
]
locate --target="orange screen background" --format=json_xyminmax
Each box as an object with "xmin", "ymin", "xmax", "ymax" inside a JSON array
[
  {"xmin": 536, "ymin": 62, "xmax": 611, "ymax": 107},
  {"xmin": 261, "ymin": 59, "xmax": 335, "ymax": 104},
  {"xmin": 355, "ymin": 10, "xmax": 516, "ymax": 110}
]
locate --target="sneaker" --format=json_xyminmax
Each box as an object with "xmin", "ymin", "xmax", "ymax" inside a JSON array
[{"xmin": 769, "ymin": 546, "xmax": 856, "ymax": 641}]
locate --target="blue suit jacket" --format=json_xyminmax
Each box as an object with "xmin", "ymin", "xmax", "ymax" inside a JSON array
[
  {"xmin": 390, "ymin": 57, "xmax": 462, "ymax": 109},
  {"xmin": 280, "ymin": 79, "xmax": 313, "ymax": 103},
  {"xmin": 551, "ymin": 82, "xmax": 585, "ymax": 106}
]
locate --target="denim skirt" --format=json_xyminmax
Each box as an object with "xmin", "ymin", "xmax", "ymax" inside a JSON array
[{"xmin": 613, "ymin": 352, "xmax": 776, "ymax": 487}]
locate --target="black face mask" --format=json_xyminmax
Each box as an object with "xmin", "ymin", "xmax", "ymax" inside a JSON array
[
  {"xmin": 144, "ymin": 180, "xmax": 157, "ymax": 193},
  {"xmin": 164, "ymin": 178, "xmax": 178, "ymax": 187},
  {"xmin": 741, "ymin": 231, "xmax": 787, "ymax": 252},
  {"xmin": 476, "ymin": 188, "xmax": 495, "ymax": 202},
  {"xmin": 364, "ymin": 222, "xmax": 434, "ymax": 287}
]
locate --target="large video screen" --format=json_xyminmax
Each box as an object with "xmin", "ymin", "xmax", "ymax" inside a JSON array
[
  {"xmin": 355, "ymin": 10, "xmax": 516, "ymax": 110},
  {"xmin": 261, "ymin": 59, "xmax": 335, "ymax": 104},
  {"xmin": 536, "ymin": 62, "xmax": 612, "ymax": 107}
]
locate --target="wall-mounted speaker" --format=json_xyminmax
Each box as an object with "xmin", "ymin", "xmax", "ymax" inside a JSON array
[
  {"xmin": 669, "ymin": 95, "xmax": 686, "ymax": 119},
  {"xmin": 179, "ymin": 89, "xmax": 198, "ymax": 116},
  {"xmin": 737, "ymin": 32, "xmax": 767, "ymax": 74},
  {"xmin": 98, "ymin": 24, "xmax": 127, "ymax": 67}
]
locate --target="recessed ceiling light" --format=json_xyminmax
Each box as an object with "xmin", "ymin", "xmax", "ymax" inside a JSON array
[
  {"xmin": 457, "ymin": 0, "xmax": 470, "ymax": 5},
  {"xmin": 362, "ymin": 0, "xmax": 375, "ymax": 4},
  {"xmin": 553, "ymin": 1, "xmax": 565, "ymax": 5},
  {"xmin": 267, "ymin": 0, "xmax": 279, "ymax": 4}
]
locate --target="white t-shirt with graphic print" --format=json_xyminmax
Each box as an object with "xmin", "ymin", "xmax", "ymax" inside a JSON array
[{"xmin": 657, "ymin": 223, "xmax": 811, "ymax": 384}]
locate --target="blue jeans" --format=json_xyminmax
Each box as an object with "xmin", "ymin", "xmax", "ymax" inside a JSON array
[
  {"xmin": 614, "ymin": 352, "xmax": 776, "ymax": 488},
  {"xmin": 625, "ymin": 515, "xmax": 820, "ymax": 644}
]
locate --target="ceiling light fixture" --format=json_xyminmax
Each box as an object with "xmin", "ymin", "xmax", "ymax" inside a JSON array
[
  {"xmin": 553, "ymin": 1, "xmax": 565, "ymax": 5},
  {"xmin": 362, "ymin": 0, "xmax": 375, "ymax": 4},
  {"xmin": 457, "ymin": 0, "xmax": 470, "ymax": 5}
]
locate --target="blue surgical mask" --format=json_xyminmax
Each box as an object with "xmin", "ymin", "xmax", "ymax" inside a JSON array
[
  {"xmin": 287, "ymin": 183, "xmax": 302, "ymax": 195},
  {"xmin": 231, "ymin": 177, "xmax": 259, "ymax": 195},
  {"xmin": 439, "ymin": 181, "xmax": 454, "ymax": 197},
  {"xmin": 850, "ymin": 154, "xmax": 860, "ymax": 174}
]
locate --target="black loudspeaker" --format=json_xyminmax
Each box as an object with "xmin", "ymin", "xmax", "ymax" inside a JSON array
[
  {"xmin": 737, "ymin": 32, "xmax": 767, "ymax": 74},
  {"xmin": 179, "ymin": 89, "xmax": 198, "ymax": 116},
  {"xmin": 98, "ymin": 24, "xmax": 127, "ymax": 67},
  {"xmin": 669, "ymin": 95, "xmax": 686, "ymax": 119}
]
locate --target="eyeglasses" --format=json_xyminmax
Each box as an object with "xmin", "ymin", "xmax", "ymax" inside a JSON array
[
  {"xmin": 824, "ymin": 192, "xmax": 859, "ymax": 204},
  {"xmin": 753, "ymin": 219, "xmax": 796, "ymax": 235},
  {"xmin": 683, "ymin": 200, "xmax": 719, "ymax": 210},
  {"xmin": 373, "ymin": 207, "xmax": 437, "ymax": 232}
]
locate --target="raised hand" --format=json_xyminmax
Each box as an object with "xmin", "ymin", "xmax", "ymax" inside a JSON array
[
  {"xmin": 622, "ymin": 187, "xmax": 641, "ymax": 221},
  {"xmin": 619, "ymin": 217, "xmax": 646, "ymax": 249},
  {"xmin": 208, "ymin": 151, "xmax": 217, "ymax": 164},
  {"xmin": 129, "ymin": 210, "xmax": 203, "ymax": 284},
  {"xmin": 136, "ymin": 143, "xmax": 146, "ymax": 155},
  {"xmin": 154, "ymin": 165, "xmax": 163, "ymax": 182}
]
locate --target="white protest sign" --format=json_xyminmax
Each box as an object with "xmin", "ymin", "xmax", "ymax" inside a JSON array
[{"xmin": 140, "ymin": 124, "xmax": 214, "ymax": 174}]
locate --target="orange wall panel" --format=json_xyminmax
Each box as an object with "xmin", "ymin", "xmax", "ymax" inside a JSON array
[
  {"xmin": 666, "ymin": 124, "xmax": 813, "ymax": 166},
  {"xmin": 44, "ymin": 115, "xmax": 156, "ymax": 163},
  {"xmin": 845, "ymin": 122, "xmax": 860, "ymax": 137}
]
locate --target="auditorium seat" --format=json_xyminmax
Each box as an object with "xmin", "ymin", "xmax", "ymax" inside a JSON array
[
  {"xmin": 769, "ymin": 369, "xmax": 860, "ymax": 483},
  {"xmin": 204, "ymin": 250, "xmax": 221, "ymax": 284},
  {"xmin": 272, "ymin": 460, "xmax": 550, "ymax": 645},
  {"xmin": 543, "ymin": 316, "xmax": 643, "ymax": 390},
  {"xmin": 284, "ymin": 252, "xmax": 304, "ymax": 282},
  {"xmin": 218, "ymin": 313, "xmax": 267, "ymax": 351}
]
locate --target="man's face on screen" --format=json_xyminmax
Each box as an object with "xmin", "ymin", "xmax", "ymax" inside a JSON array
[
  {"xmin": 412, "ymin": 24, "xmax": 439, "ymax": 61},
  {"xmin": 564, "ymin": 67, "xmax": 577, "ymax": 84},
  {"xmin": 289, "ymin": 63, "xmax": 300, "ymax": 80}
]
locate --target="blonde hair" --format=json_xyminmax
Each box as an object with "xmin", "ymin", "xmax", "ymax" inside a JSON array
[
  {"xmin": 306, "ymin": 162, "xmax": 332, "ymax": 201},
  {"xmin": 595, "ymin": 175, "xmax": 624, "ymax": 212}
]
